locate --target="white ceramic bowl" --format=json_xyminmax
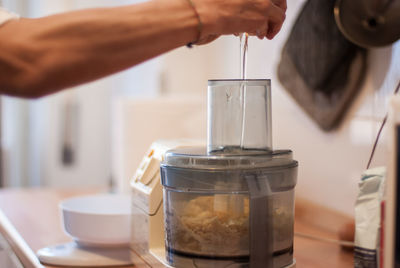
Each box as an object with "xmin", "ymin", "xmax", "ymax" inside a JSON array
[{"xmin": 60, "ymin": 194, "xmax": 131, "ymax": 247}]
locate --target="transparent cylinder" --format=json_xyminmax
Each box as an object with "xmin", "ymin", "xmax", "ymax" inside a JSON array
[{"xmin": 207, "ymin": 79, "xmax": 272, "ymax": 154}]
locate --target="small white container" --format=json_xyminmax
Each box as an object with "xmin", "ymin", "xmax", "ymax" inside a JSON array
[{"xmin": 60, "ymin": 194, "xmax": 131, "ymax": 247}]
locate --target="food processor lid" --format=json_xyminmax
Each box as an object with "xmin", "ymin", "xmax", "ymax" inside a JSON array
[
  {"xmin": 161, "ymin": 146, "xmax": 297, "ymax": 170},
  {"xmin": 208, "ymin": 79, "xmax": 271, "ymax": 86}
]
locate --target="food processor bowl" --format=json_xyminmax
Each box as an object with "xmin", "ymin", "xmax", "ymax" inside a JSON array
[{"xmin": 161, "ymin": 148, "xmax": 297, "ymax": 268}]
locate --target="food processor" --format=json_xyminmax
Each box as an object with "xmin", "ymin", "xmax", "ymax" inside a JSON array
[{"xmin": 160, "ymin": 79, "xmax": 298, "ymax": 268}]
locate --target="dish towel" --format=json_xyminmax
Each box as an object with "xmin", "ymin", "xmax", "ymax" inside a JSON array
[{"xmin": 277, "ymin": 0, "xmax": 367, "ymax": 131}]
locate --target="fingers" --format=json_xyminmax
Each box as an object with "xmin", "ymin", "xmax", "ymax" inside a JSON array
[
  {"xmin": 263, "ymin": 1, "xmax": 286, "ymax": 39},
  {"xmin": 271, "ymin": 0, "xmax": 287, "ymax": 12},
  {"xmin": 206, "ymin": 0, "xmax": 287, "ymax": 40},
  {"xmin": 256, "ymin": 28, "xmax": 268, "ymax": 40},
  {"xmin": 246, "ymin": 0, "xmax": 286, "ymax": 40},
  {"xmin": 266, "ymin": 22, "xmax": 277, "ymax": 40}
]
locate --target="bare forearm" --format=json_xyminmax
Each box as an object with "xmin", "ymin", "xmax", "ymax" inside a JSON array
[
  {"xmin": 0, "ymin": 0, "xmax": 198, "ymax": 97},
  {"xmin": 0, "ymin": 0, "xmax": 287, "ymax": 98}
]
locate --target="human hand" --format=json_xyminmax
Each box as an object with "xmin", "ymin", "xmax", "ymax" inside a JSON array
[
  {"xmin": 196, "ymin": 34, "xmax": 219, "ymax": 45},
  {"xmin": 195, "ymin": 0, "xmax": 287, "ymax": 41}
]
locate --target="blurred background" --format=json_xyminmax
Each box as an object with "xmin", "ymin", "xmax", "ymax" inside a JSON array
[{"xmin": 1, "ymin": 0, "xmax": 399, "ymax": 217}]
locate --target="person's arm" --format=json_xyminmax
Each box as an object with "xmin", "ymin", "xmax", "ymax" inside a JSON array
[{"xmin": 0, "ymin": 0, "xmax": 286, "ymax": 98}]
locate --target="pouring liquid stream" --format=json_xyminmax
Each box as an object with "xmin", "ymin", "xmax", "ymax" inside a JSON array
[
  {"xmin": 239, "ymin": 33, "xmax": 249, "ymax": 150},
  {"xmin": 220, "ymin": 33, "xmax": 249, "ymax": 217},
  {"xmin": 214, "ymin": 34, "xmax": 249, "ymax": 217},
  {"xmin": 240, "ymin": 33, "xmax": 249, "ymax": 80}
]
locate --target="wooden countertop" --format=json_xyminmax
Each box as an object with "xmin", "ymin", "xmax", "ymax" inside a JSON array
[{"xmin": 0, "ymin": 188, "xmax": 354, "ymax": 268}]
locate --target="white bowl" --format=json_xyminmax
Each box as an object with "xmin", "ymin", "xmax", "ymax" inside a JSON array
[{"xmin": 60, "ymin": 194, "xmax": 131, "ymax": 247}]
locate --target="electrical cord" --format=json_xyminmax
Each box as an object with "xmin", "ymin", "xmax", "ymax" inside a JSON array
[{"xmin": 366, "ymin": 80, "xmax": 400, "ymax": 169}]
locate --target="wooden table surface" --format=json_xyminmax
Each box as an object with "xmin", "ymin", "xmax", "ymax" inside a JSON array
[{"xmin": 0, "ymin": 188, "xmax": 354, "ymax": 268}]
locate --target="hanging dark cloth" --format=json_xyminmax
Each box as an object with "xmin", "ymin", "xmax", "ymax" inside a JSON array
[{"xmin": 277, "ymin": 0, "xmax": 367, "ymax": 131}]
